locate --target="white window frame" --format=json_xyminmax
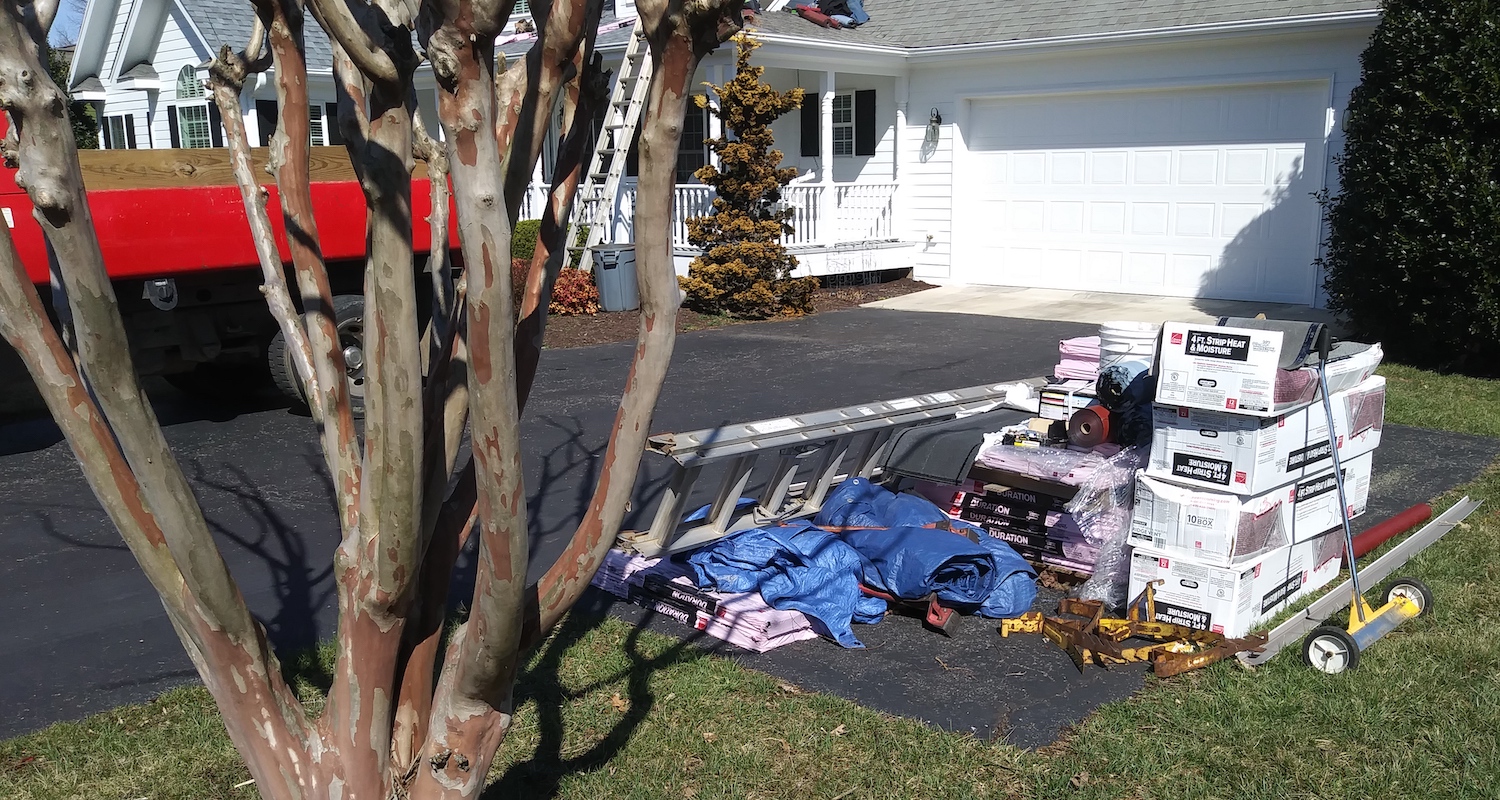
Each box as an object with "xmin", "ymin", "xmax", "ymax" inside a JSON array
[
  {"xmin": 831, "ymin": 91, "xmax": 854, "ymax": 158},
  {"xmin": 176, "ymin": 104, "xmax": 213, "ymax": 149},
  {"xmin": 104, "ymin": 115, "xmax": 130, "ymax": 150},
  {"xmin": 176, "ymin": 65, "xmax": 203, "ymax": 100}
]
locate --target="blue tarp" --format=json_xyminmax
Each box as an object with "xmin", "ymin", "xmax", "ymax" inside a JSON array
[
  {"xmin": 686, "ymin": 520, "xmax": 887, "ymax": 648},
  {"xmin": 687, "ymin": 479, "xmax": 1037, "ymax": 648}
]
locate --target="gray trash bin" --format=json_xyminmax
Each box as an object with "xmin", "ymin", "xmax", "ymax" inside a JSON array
[{"xmin": 591, "ymin": 244, "xmax": 639, "ymax": 312}]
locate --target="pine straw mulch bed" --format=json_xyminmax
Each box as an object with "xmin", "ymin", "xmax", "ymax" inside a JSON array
[{"xmin": 543, "ymin": 276, "xmax": 934, "ymax": 350}]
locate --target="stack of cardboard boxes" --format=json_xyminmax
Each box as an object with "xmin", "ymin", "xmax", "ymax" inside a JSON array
[{"xmin": 1127, "ymin": 322, "xmax": 1386, "ymax": 637}]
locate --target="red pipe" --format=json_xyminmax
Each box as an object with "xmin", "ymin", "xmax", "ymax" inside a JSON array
[{"xmin": 1351, "ymin": 503, "xmax": 1433, "ymax": 559}]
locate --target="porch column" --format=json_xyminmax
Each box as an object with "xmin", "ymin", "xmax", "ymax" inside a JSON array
[
  {"xmin": 820, "ymin": 70, "xmax": 836, "ymax": 244},
  {"xmin": 708, "ymin": 64, "xmax": 725, "ymax": 170},
  {"xmin": 893, "ymin": 75, "xmax": 908, "ymax": 243}
]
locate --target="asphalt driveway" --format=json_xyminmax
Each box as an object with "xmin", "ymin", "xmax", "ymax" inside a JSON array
[{"xmin": 2, "ymin": 307, "xmax": 1496, "ymax": 746}]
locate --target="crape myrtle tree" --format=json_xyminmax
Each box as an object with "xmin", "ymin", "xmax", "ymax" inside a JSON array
[
  {"xmin": 0, "ymin": 0, "xmax": 745, "ymax": 797},
  {"xmin": 679, "ymin": 33, "xmax": 817, "ymax": 318},
  {"xmin": 1319, "ymin": 0, "xmax": 1500, "ymax": 373}
]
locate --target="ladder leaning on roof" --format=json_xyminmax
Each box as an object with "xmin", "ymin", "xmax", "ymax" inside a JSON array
[
  {"xmin": 619, "ymin": 381, "xmax": 1042, "ymax": 558},
  {"xmin": 569, "ymin": 20, "xmax": 651, "ymax": 274}
]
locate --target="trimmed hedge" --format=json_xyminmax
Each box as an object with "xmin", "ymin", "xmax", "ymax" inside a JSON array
[
  {"xmin": 512, "ymin": 219, "xmax": 542, "ymax": 261},
  {"xmin": 1319, "ymin": 0, "xmax": 1500, "ymax": 374}
]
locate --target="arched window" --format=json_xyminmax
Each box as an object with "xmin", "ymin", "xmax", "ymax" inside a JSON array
[{"xmin": 176, "ymin": 65, "xmax": 203, "ymax": 100}]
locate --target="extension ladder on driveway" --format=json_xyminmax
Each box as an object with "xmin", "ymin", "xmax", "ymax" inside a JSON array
[{"xmin": 619, "ymin": 381, "xmax": 1040, "ymax": 557}]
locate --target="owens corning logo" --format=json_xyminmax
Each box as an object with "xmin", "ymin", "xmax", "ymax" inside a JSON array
[{"xmin": 1185, "ymin": 329, "xmax": 1251, "ymax": 361}]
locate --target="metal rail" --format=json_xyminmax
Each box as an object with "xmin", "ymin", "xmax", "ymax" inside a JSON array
[{"xmin": 1239, "ymin": 496, "xmax": 1482, "ymax": 666}]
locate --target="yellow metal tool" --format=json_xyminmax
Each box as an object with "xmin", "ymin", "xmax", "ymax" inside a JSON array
[{"xmin": 1299, "ymin": 355, "xmax": 1435, "ymax": 674}]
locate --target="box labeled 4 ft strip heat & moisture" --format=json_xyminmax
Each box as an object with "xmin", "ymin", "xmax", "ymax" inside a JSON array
[
  {"xmin": 1154, "ymin": 322, "xmax": 1288, "ymax": 415},
  {"xmin": 1127, "ymin": 529, "xmax": 1344, "ymax": 638},
  {"xmin": 1129, "ymin": 452, "xmax": 1372, "ymax": 566},
  {"xmin": 1147, "ymin": 375, "xmax": 1386, "ymax": 495}
]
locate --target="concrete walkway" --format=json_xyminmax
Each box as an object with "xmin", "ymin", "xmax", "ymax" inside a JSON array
[{"xmin": 865, "ymin": 285, "xmax": 1341, "ymax": 328}]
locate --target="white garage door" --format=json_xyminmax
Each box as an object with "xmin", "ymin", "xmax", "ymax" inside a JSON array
[{"xmin": 957, "ymin": 82, "xmax": 1329, "ymax": 304}]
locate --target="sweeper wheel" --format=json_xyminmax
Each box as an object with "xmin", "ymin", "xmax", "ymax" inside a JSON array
[
  {"xmin": 1302, "ymin": 626, "xmax": 1360, "ymax": 674},
  {"xmin": 1383, "ymin": 577, "xmax": 1434, "ymax": 618}
]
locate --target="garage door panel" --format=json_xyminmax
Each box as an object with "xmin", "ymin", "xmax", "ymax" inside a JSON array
[{"xmin": 959, "ymin": 81, "xmax": 1328, "ymax": 303}]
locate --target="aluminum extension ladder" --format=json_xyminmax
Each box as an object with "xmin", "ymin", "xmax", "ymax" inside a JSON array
[
  {"xmin": 619, "ymin": 380, "xmax": 1041, "ymax": 557},
  {"xmin": 569, "ymin": 21, "xmax": 651, "ymax": 274}
]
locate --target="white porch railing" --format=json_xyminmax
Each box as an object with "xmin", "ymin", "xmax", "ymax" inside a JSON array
[
  {"xmin": 833, "ymin": 182, "xmax": 897, "ymax": 242},
  {"xmin": 541, "ymin": 179, "xmax": 898, "ymax": 250}
]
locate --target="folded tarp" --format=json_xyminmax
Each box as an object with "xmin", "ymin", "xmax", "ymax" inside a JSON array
[
  {"xmin": 687, "ymin": 520, "xmax": 887, "ymax": 648},
  {"xmin": 816, "ymin": 478, "xmax": 1038, "ymax": 619}
]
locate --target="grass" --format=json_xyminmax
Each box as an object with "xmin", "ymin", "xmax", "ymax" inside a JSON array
[{"xmin": 4, "ymin": 365, "xmax": 1500, "ymax": 800}]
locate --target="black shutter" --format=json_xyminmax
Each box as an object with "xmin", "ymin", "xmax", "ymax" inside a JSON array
[
  {"xmin": 168, "ymin": 109, "xmax": 180, "ymax": 147},
  {"xmin": 800, "ymin": 96, "xmax": 819, "ymax": 157},
  {"xmin": 854, "ymin": 89, "xmax": 875, "ymax": 156},
  {"xmin": 256, "ymin": 100, "xmax": 278, "ymax": 146},
  {"xmin": 625, "ymin": 127, "xmax": 639, "ymax": 178},
  {"xmin": 208, "ymin": 103, "xmax": 224, "ymax": 147},
  {"xmin": 325, "ymin": 103, "xmax": 342, "ymax": 145},
  {"xmin": 124, "ymin": 114, "xmax": 137, "ymax": 149},
  {"xmin": 102, "ymin": 116, "xmax": 114, "ymax": 149}
]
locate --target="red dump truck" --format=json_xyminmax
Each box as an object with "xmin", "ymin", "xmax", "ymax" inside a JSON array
[{"xmin": 1, "ymin": 117, "xmax": 457, "ymax": 412}]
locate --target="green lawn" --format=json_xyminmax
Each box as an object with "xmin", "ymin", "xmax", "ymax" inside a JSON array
[{"xmin": 4, "ymin": 364, "xmax": 1499, "ymax": 800}]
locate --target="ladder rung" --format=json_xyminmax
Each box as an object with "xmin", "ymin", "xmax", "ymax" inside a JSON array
[{"xmin": 589, "ymin": 171, "xmax": 609, "ymax": 180}]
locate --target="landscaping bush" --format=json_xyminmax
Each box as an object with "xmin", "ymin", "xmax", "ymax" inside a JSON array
[
  {"xmin": 548, "ymin": 268, "xmax": 600, "ymax": 316},
  {"xmin": 679, "ymin": 34, "xmax": 820, "ymax": 318},
  {"xmin": 512, "ymin": 219, "xmax": 542, "ymax": 261},
  {"xmin": 1319, "ymin": 0, "xmax": 1500, "ymax": 374}
]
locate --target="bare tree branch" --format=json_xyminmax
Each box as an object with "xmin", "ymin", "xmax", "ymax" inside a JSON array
[
  {"xmin": 208, "ymin": 43, "xmax": 320, "ymax": 405},
  {"xmin": 514, "ymin": 49, "xmax": 608, "ymax": 402},
  {"xmin": 414, "ymin": 103, "xmax": 453, "ymax": 366},
  {"xmin": 500, "ymin": 0, "xmax": 604, "ymax": 217},
  {"xmin": 526, "ymin": 0, "xmax": 746, "ymax": 644},
  {"xmin": 34, "ymin": 0, "xmax": 58, "ymax": 35},
  {"xmin": 256, "ymin": 0, "xmax": 363, "ymax": 538},
  {"xmin": 304, "ymin": 0, "xmax": 399, "ymax": 85},
  {"xmin": 0, "ymin": 8, "xmax": 314, "ymax": 797}
]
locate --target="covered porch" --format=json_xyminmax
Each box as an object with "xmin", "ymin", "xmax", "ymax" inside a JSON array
[{"xmin": 518, "ymin": 61, "xmax": 920, "ymax": 277}]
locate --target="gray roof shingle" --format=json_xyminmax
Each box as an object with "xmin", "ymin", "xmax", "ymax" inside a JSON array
[
  {"xmin": 743, "ymin": 0, "xmax": 1378, "ymax": 50},
  {"xmin": 179, "ymin": 0, "xmax": 336, "ymax": 72}
]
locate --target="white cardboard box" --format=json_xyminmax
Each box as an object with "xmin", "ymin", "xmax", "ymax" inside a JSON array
[
  {"xmin": 1155, "ymin": 322, "xmax": 1286, "ymax": 415},
  {"xmin": 1128, "ymin": 531, "xmax": 1345, "ymax": 637},
  {"xmin": 1155, "ymin": 323, "xmax": 1382, "ymax": 416},
  {"xmin": 1129, "ymin": 451, "xmax": 1372, "ymax": 566},
  {"xmin": 1147, "ymin": 375, "xmax": 1386, "ymax": 495}
]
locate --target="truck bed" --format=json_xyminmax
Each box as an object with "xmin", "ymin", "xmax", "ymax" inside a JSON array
[{"xmin": 2, "ymin": 146, "xmax": 454, "ymax": 285}]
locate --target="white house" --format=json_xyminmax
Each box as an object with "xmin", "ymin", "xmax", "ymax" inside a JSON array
[{"xmin": 66, "ymin": 0, "xmax": 1381, "ymax": 307}]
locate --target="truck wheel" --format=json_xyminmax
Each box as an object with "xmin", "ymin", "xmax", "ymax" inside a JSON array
[{"xmin": 268, "ymin": 294, "xmax": 367, "ymax": 418}]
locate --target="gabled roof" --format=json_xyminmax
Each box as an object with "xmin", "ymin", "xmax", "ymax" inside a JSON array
[
  {"xmin": 119, "ymin": 62, "xmax": 159, "ymax": 80},
  {"xmin": 499, "ymin": 6, "xmax": 634, "ymax": 57},
  {"xmin": 178, "ymin": 0, "xmax": 335, "ymax": 72},
  {"xmin": 746, "ymin": 0, "xmax": 1378, "ymax": 50}
]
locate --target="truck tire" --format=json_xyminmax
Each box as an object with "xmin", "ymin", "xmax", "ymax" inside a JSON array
[{"xmin": 268, "ymin": 294, "xmax": 367, "ymax": 418}]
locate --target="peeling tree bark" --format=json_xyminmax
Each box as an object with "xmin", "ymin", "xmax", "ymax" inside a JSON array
[{"xmin": 1, "ymin": 0, "xmax": 745, "ymax": 796}]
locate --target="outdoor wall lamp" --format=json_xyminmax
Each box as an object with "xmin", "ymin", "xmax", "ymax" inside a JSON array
[{"xmin": 925, "ymin": 108, "xmax": 942, "ymax": 145}]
